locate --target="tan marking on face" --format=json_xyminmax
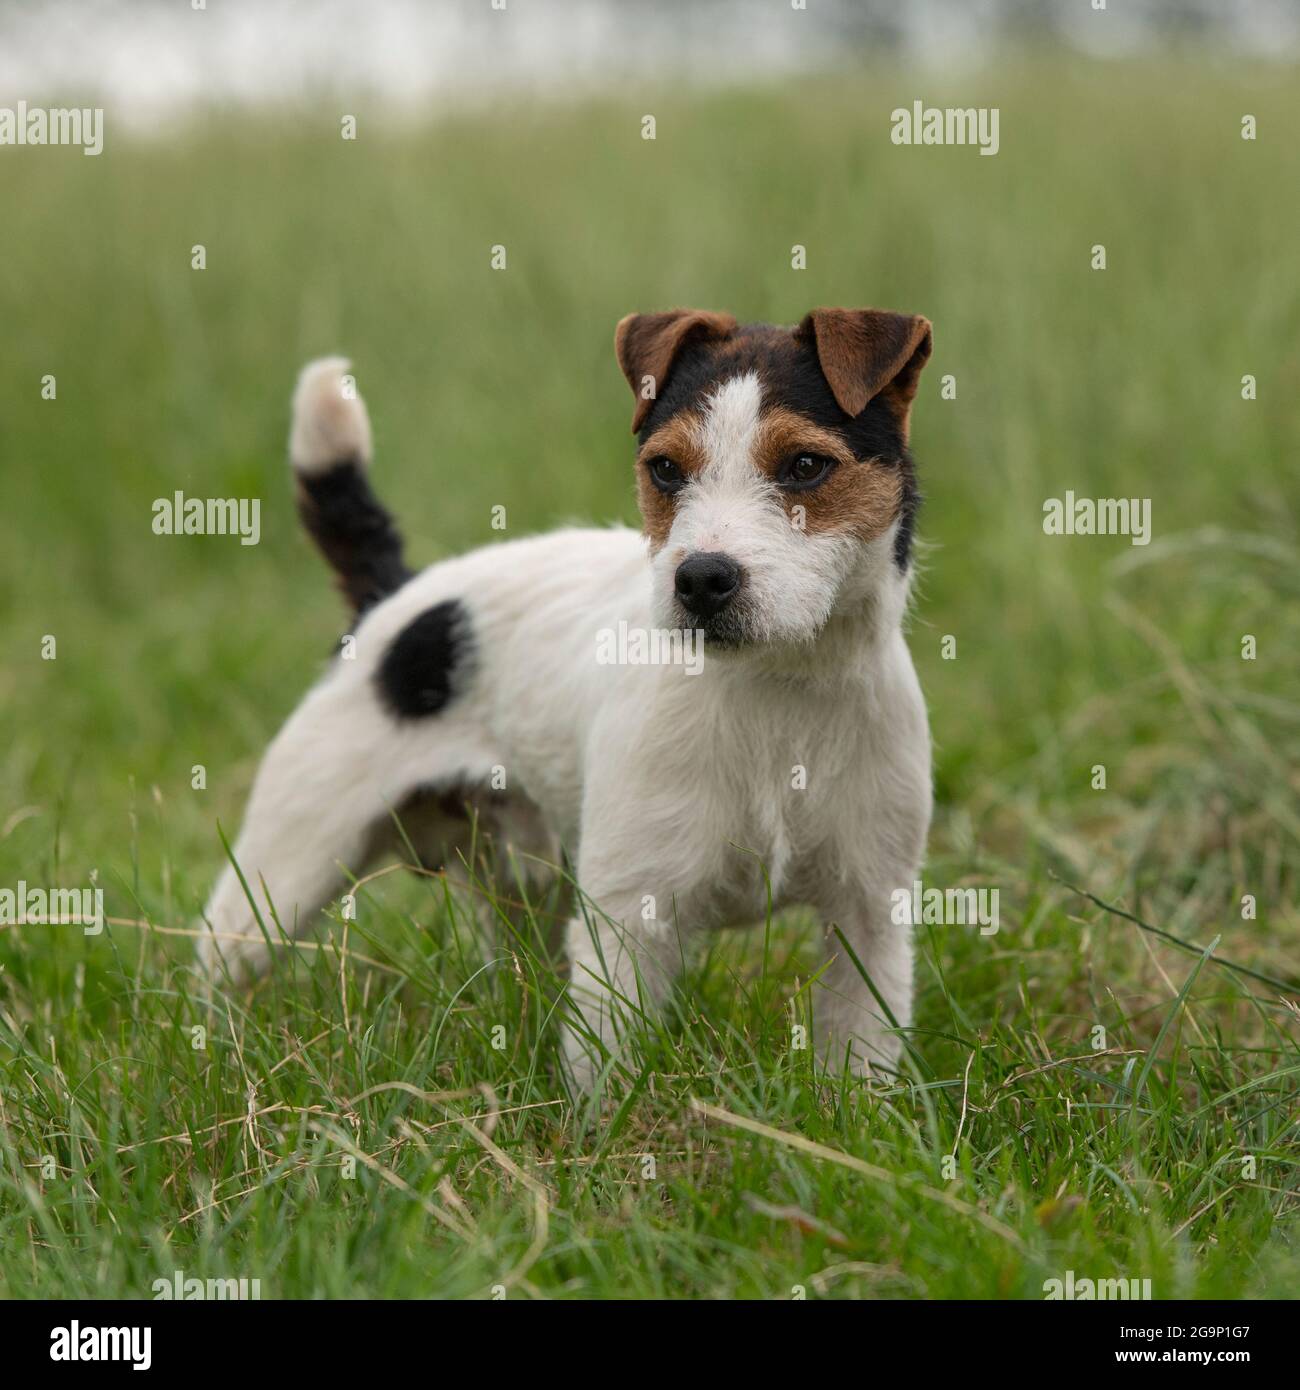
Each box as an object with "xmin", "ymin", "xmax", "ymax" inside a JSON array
[
  {"xmin": 755, "ymin": 407, "xmax": 902, "ymax": 540},
  {"xmin": 634, "ymin": 409, "xmax": 707, "ymax": 552}
]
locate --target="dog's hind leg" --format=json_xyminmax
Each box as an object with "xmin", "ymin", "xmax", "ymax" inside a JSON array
[{"xmin": 195, "ymin": 663, "xmax": 451, "ymax": 983}]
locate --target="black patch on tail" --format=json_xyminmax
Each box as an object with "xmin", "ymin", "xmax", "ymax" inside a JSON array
[
  {"xmin": 375, "ymin": 600, "xmax": 473, "ymax": 719},
  {"xmin": 296, "ymin": 459, "xmax": 412, "ymax": 616}
]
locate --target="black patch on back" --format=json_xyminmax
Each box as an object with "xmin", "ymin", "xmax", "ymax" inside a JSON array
[
  {"xmin": 296, "ymin": 459, "xmax": 413, "ymax": 617},
  {"xmin": 375, "ymin": 599, "xmax": 473, "ymax": 719},
  {"xmin": 638, "ymin": 324, "xmax": 921, "ymax": 570}
]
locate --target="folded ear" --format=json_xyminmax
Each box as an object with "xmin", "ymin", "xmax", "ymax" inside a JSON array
[
  {"xmin": 797, "ymin": 308, "xmax": 932, "ymax": 434},
  {"xmin": 615, "ymin": 309, "xmax": 738, "ymax": 432}
]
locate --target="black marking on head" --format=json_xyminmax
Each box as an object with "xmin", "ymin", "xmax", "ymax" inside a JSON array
[
  {"xmin": 892, "ymin": 463, "xmax": 920, "ymax": 570},
  {"xmin": 637, "ymin": 324, "xmax": 919, "ymax": 570},
  {"xmin": 296, "ymin": 459, "xmax": 412, "ymax": 617},
  {"xmin": 375, "ymin": 599, "xmax": 474, "ymax": 719}
]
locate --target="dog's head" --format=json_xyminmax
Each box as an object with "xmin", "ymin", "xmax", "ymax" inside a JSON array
[{"xmin": 615, "ymin": 307, "xmax": 932, "ymax": 650}]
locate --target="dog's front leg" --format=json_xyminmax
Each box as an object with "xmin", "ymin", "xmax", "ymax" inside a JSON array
[
  {"xmin": 814, "ymin": 893, "xmax": 914, "ymax": 1080},
  {"xmin": 561, "ymin": 887, "xmax": 688, "ymax": 1095}
]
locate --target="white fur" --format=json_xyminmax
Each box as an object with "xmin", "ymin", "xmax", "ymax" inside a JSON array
[
  {"xmin": 648, "ymin": 373, "xmax": 868, "ymax": 648},
  {"xmin": 289, "ymin": 357, "xmax": 372, "ymax": 475},
  {"xmin": 199, "ymin": 369, "xmax": 933, "ymax": 1094}
]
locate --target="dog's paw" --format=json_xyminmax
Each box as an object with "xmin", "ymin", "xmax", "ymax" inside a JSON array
[
  {"xmin": 815, "ymin": 1019, "xmax": 906, "ymax": 1083},
  {"xmin": 193, "ymin": 925, "xmax": 272, "ymax": 988},
  {"xmin": 560, "ymin": 1019, "xmax": 608, "ymax": 1099}
]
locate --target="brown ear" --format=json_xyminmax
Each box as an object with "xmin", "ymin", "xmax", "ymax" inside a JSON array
[
  {"xmin": 797, "ymin": 308, "xmax": 932, "ymax": 432},
  {"xmin": 615, "ymin": 309, "xmax": 738, "ymax": 432}
]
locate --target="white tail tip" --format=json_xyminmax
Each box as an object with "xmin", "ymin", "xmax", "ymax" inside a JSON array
[{"xmin": 289, "ymin": 356, "xmax": 373, "ymax": 476}]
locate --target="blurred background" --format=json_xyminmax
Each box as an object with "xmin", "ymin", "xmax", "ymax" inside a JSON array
[
  {"xmin": 3, "ymin": 0, "xmax": 1299, "ymax": 118},
  {"xmin": 0, "ymin": 0, "xmax": 1296, "ymax": 1303},
  {"xmin": 0, "ymin": 0, "xmax": 1296, "ymax": 970}
]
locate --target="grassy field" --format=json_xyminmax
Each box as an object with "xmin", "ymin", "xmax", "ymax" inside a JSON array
[{"xmin": 0, "ymin": 58, "xmax": 1296, "ymax": 1299}]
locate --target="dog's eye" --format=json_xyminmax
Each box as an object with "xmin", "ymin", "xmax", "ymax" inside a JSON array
[
  {"xmin": 782, "ymin": 453, "xmax": 834, "ymax": 489},
  {"xmin": 647, "ymin": 456, "xmax": 685, "ymax": 493}
]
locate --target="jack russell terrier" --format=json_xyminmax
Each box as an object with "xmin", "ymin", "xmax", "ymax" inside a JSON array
[{"xmin": 197, "ymin": 307, "xmax": 934, "ymax": 1092}]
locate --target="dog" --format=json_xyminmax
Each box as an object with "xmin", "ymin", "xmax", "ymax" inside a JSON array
[{"xmin": 196, "ymin": 307, "xmax": 934, "ymax": 1092}]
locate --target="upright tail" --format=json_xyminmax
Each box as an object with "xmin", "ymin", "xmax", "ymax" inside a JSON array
[{"xmin": 289, "ymin": 357, "xmax": 412, "ymax": 617}]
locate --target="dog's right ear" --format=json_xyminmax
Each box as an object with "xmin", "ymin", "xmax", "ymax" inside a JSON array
[{"xmin": 615, "ymin": 310, "xmax": 737, "ymax": 433}]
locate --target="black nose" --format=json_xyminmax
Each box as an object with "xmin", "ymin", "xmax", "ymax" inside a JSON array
[{"xmin": 674, "ymin": 552, "xmax": 742, "ymax": 618}]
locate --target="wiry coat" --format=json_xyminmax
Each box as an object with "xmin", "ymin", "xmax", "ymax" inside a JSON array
[{"xmin": 198, "ymin": 308, "xmax": 935, "ymax": 1091}]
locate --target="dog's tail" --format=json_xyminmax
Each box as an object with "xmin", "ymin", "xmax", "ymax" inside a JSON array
[{"xmin": 289, "ymin": 357, "xmax": 412, "ymax": 618}]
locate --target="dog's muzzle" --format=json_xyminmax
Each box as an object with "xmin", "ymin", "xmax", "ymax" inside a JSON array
[{"xmin": 674, "ymin": 552, "xmax": 742, "ymax": 620}]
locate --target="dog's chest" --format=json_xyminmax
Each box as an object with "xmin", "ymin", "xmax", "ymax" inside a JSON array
[{"xmin": 670, "ymin": 677, "xmax": 895, "ymax": 914}]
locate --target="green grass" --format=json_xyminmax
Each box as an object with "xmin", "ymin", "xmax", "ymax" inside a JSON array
[{"xmin": 0, "ymin": 58, "xmax": 1296, "ymax": 1299}]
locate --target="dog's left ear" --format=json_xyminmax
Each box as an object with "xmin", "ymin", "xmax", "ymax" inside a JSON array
[
  {"xmin": 797, "ymin": 308, "xmax": 932, "ymax": 435},
  {"xmin": 615, "ymin": 309, "xmax": 738, "ymax": 432}
]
